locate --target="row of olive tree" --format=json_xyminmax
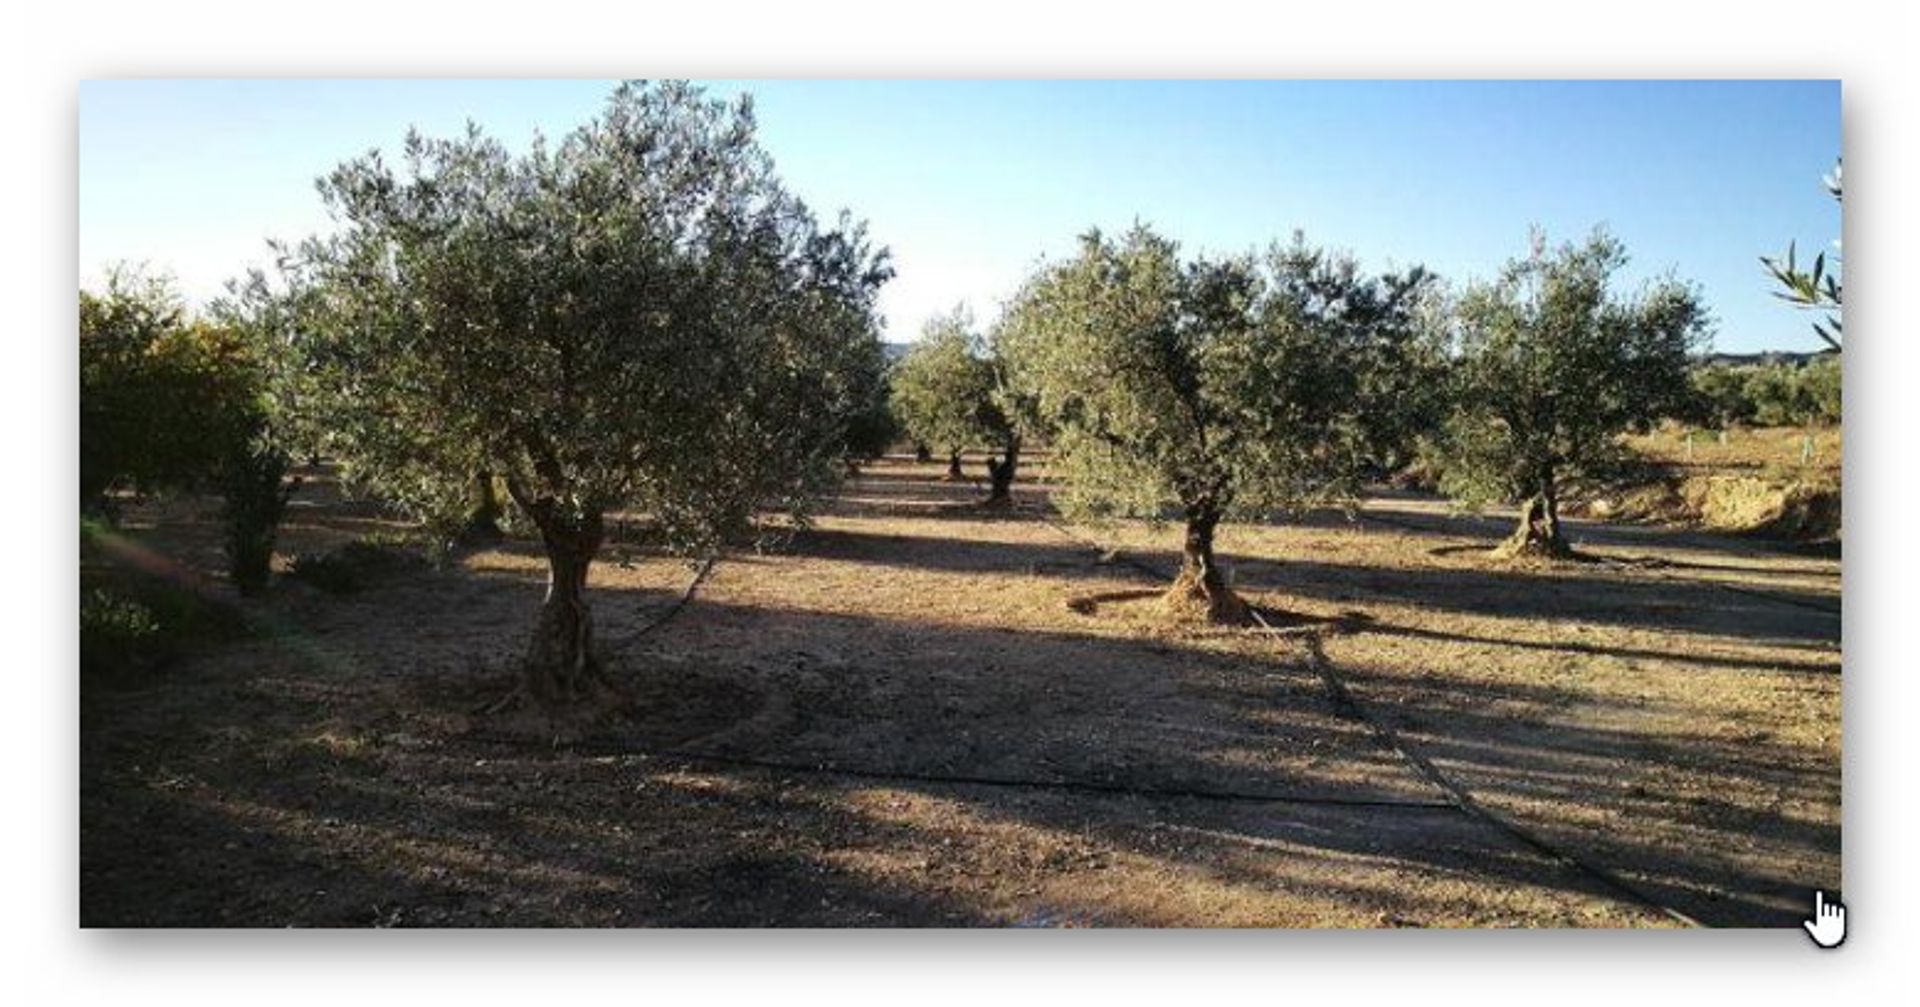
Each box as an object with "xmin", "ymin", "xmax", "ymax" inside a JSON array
[
  {"xmin": 90, "ymin": 80, "xmax": 1716, "ymax": 693},
  {"xmin": 887, "ymin": 226, "xmax": 1705, "ymax": 604},
  {"xmin": 885, "ymin": 307, "xmax": 1031, "ymax": 503}
]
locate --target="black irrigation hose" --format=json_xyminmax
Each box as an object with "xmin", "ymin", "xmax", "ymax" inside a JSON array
[
  {"xmin": 456, "ymin": 731, "xmax": 1457, "ymax": 811},
  {"xmin": 1041, "ymin": 511, "xmax": 1705, "ymax": 928},
  {"xmin": 1281, "ymin": 627, "xmax": 1703, "ymax": 929},
  {"xmin": 1684, "ymin": 579, "xmax": 1841, "ymax": 617},
  {"xmin": 570, "ymin": 503, "xmax": 1712, "ymax": 923},
  {"xmin": 631, "ymin": 556, "xmax": 719, "ymax": 638}
]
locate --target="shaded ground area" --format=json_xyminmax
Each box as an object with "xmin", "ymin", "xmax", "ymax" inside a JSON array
[{"xmin": 81, "ymin": 457, "xmax": 1839, "ymax": 927}]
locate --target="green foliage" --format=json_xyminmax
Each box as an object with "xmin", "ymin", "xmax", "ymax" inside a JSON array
[
  {"xmin": 888, "ymin": 307, "xmax": 1005, "ymax": 456},
  {"xmin": 217, "ymin": 436, "xmax": 298, "ymax": 595},
  {"xmin": 80, "ymin": 587, "xmax": 162, "ymax": 676},
  {"xmin": 81, "ymin": 268, "xmax": 299, "ymax": 592},
  {"xmin": 1688, "ymin": 362, "xmax": 1756, "ymax": 429},
  {"xmin": 80, "ymin": 579, "xmax": 247, "ymax": 679},
  {"xmin": 80, "ymin": 269, "xmax": 262, "ymax": 511},
  {"xmin": 1435, "ymin": 229, "xmax": 1711, "ymax": 511},
  {"xmin": 81, "ymin": 521, "xmax": 249, "ymax": 678},
  {"xmin": 839, "ymin": 337, "xmax": 899, "ymax": 462},
  {"xmin": 1761, "ymin": 158, "xmax": 1842, "ymax": 350},
  {"xmin": 997, "ymin": 224, "xmax": 1439, "ymax": 524},
  {"xmin": 1799, "ymin": 354, "xmax": 1842, "ymax": 424},
  {"xmin": 271, "ymin": 81, "xmax": 891, "ymax": 557},
  {"xmin": 1686, "ymin": 356, "xmax": 1841, "ymax": 429}
]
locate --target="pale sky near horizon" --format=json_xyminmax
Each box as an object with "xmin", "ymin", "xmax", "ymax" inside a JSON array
[{"xmin": 79, "ymin": 79, "xmax": 1841, "ymax": 353}]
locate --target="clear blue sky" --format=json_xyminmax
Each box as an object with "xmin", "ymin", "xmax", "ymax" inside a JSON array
[{"xmin": 79, "ymin": 79, "xmax": 1841, "ymax": 353}]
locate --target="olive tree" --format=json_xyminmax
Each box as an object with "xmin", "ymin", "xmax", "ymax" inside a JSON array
[
  {"xmin": 838, "ymin": 336, "xmax": 900, "ymax": 467},
  {"xmin": 888, "ymin": 308, "xmax": 1000, "ymax": 481},
  {"xmin": 274, "ymin": 82, "xmax": 889, "ymax": 704},
  {"xmin": 979, "ymin": 333, "xmax": 1036, "ymax": 507},
  {"xmin": 1436, "ymin": 230, "xmax": 1710, "ymax": 558},
  {"xmin": 999, "ymin": 225, "xmax": 1438, "ymax": 622}
]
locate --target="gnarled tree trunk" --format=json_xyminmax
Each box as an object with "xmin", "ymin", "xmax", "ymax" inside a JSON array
[
  {"xmin": 521, "ymin": 506, "xmax": 610, "ymax": 703},
  {"xmin": 984, "ymin": 433, "xmax": 1021, "ymax": 506},
  {"xmin": 1164, "ymin": 502, "xmax": 1250, "ymax": 624},
  {"xmin": 944, "ymin": 450, "xmax": 965, "ymax": 481},
  {"xmin": 914, "ymin": 443, "xmax": 932, "ymax": 464},
  {"xmin": 1498, "ymin": 463, "xmax": 1570, "ymax": 558}
]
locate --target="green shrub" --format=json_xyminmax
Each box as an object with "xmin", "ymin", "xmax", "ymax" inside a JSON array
[
  {"xmin": 220, "ymin": 439, "xmax": 298, "ymax": 595},
  {"xmin": 80, "ymin": 588, "xmax": 161, "ymax": 677},
  {"xmin": 80, "ymin": 575, "xmax": 245, "ymax": 679},
  {"xmin": 287, "ymin": 539, "xmax": 425, "ymax": 594}
]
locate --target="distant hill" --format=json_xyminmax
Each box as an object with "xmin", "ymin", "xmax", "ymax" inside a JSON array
[{"xmin": 882, "ymin": 341, "xmax": 913, "ymax": 364}]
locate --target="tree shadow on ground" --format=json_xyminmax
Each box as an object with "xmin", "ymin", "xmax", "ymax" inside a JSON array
[
  {"xmin": 781, "ymin": 524, "xmax": 1840, "ymax": 646},
  {"xmin": 83, "ymin": 544, "xmax": 1839, "ymax": 927},
  {"xmin": 1328, "ymin": 489, "xmax": 1842, "ymax": 562}
]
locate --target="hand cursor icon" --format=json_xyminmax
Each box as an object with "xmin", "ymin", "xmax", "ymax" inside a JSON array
[{"xmin": 1803, "ymin": 890, "xmax": 1845, "ymax": 948}]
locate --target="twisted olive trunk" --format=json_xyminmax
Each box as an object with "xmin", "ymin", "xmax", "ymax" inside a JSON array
[
  {"xmin": 945, "ymin": 451, "xmax": 965, "ymax": 481},
  {"xmin": 523, "ymin": 508, "xmax": 607, "ymax": 702},
  {"xmin": 1166, "ymin": 501, "xmax": 1248, "ymax": 623},
  {"xmin": 985, "ymin": 433, "xmax": 1021, "ymax": 505},
  {"xmin": 1502, "ymin": 461, "xmax": 1570, "ymax": 558}
]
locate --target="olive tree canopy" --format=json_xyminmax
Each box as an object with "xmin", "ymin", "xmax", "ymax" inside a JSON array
[
  {"xmin": 1436, "ymin": 229, "xmax": 1710, "ymax": 558},
  {"xmin": 274, "ymin": 81, "xmax": 891, "ymax": 703},
  {"xmin": 998, "ymin": 225, "xmax": 1439, "ymax": 622},
  {"xmin": 887, "ymin": 307, "xmax": 1003, "ymax": 481}
]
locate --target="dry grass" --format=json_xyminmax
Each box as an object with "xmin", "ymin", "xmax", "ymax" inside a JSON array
[
  {"xmin": 81, "ymin": 456, "xmax": 1838, "ymax": 927},
  {"xmin": 1625, "ymin": 422, "xmax": 1841, "ymax": 474}
]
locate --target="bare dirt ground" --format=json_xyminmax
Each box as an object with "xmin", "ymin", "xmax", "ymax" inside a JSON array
[{"xmin": 80, "ymin": 454, "xmax": 1840, "ymax": 927}]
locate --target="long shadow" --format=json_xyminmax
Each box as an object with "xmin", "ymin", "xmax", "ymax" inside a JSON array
[
  {"xmin": 1319, "ymin": 659, "xmax": 1839, "ymax": 926},
  {"xmin": 598, "ymin": 589, "xmax": 1845, "ymax": 925},
  {"xmin": 1342, "ymin": 491, "xmax": 1843, "ymax": 562},
  {"xmin": 81, "ymin": 737, "xmax": 983, "ymax": 926},
  {"xmin": 84, "ymin": 522, "xmax": 1839, "ymax": 928},
  {"xmin": 1356, "ymin": 618, "xmax": 1839, "ymax": 677},
  {"xmin": 782, "ymin": 524, "xmax": 1841, "ymax": 645},
  {"xmin": 1230, "ymin": 553, "xmax": 1840, "ymax": 645}
]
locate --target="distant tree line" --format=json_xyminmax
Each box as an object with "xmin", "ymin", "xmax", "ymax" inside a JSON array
[{"xmin": 1686, "ymin": 355, "xmax": 1841, "ymax": 430}]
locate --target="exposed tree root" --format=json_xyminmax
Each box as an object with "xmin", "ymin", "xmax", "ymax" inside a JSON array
[{"xmin": 1160, "ymin": 567, "xmax": 1253, "ymax": 626}]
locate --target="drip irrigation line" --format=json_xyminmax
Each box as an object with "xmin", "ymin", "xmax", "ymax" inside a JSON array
[
  {"xmin": 632, "ymin": 556, "xmax": 718, "ymax": 638},
  {"xmin": 1040, "ymin": 511, "xmax": 1704, "ymax": 928},
  {"xmin": 1276, "ymin": 623, "xmax": 1703, "ymax": 929}
]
